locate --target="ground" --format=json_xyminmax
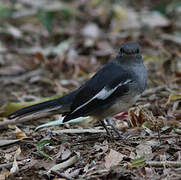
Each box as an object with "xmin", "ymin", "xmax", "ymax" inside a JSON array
[{"xmin": 0, "ymin": 0, "xmax": 181, "ymax": 179}]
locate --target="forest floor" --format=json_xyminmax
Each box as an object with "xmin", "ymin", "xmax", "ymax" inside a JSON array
[{"xmin": 0, "ymin": 0, "xmax": 181, "ymax": 179}]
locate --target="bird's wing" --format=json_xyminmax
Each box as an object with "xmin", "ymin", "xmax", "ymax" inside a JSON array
[{"xmin": 63, "ymin": 62, "xmax": 134, "ymax": 122}]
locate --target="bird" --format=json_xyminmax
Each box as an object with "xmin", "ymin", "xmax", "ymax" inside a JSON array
[{"xmin": 8, "ymin": 42, "xmax": 147, "ymax": 138}]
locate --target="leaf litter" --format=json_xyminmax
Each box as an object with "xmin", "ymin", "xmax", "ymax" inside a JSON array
[{"xmin": 0, "ymin": 0, "xmax": 181, "ymax": 179}]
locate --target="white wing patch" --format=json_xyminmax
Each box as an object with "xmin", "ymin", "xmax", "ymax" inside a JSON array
[{"xmin": 72, "ymin": 79, "xmax": 132, "ymax": 114}]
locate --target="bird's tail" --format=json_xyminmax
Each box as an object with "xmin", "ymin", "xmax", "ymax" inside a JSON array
[{"xmin": 8, "ymin": 90, "xmax": 77, "ymax": 119}]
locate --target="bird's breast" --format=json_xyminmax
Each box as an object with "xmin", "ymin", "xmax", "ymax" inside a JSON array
[{"xmin": 94, "ymin": 94, "xmax": 140, "ymax": 120}]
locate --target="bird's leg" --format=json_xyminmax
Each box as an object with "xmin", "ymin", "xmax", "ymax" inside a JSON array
[
  {"xmin": 106, "ymin": 118, "xmax": 125, "ymax": 139},
  {"xmin": 100, "ymin": 119, "xmax": 112, "ymax": 137}
]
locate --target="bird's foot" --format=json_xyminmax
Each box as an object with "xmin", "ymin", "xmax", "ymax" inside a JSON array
[
  {"xmin": 101, "ymin": 119, "xmax": 128, "ymax": 142},
  {"xmin": 100, "ymin": 119, "xmax": 113, "ymax": 138},
  {"xmin": 106, "ymin": 118, "xmax": 125, "ymax": 139},
  {"xmin": 103, "ymin": 118, "xmax": 131, "ymax": 146}
]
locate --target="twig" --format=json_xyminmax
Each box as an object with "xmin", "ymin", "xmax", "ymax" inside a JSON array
[
  {"xmin": 147, "ymin": 161, "xmax": 181, "ymax": 168},
  {"xmin": 52, "ymin": 128, "xmax": 106, "ymax": 134},
  {"xmin": 142, "ymin": 85, "xmax": 166, "ymax": 96},
  {"xmin": 0, "ymin": 162, "xmax": 13, "ymax": 169},
  {"xmin": 149, "ymin": 135, "xmax": 181, "ymax": 139}
]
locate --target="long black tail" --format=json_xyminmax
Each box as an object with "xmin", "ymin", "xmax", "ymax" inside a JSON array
[{"xmin": 8, "ymin": 90, "xmax": 77, "ymax": 119}]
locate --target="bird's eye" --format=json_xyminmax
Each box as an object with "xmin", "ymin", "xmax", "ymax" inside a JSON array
[{"xmin": 120, "ymin": 48, "xmax": 123, "ymax": 53}]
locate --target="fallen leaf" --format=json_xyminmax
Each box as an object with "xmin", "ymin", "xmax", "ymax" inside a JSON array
[
  {"xmin": 81, "ymin": 23, "xmax": 100, "ymax": 38},
  {"xmin": 61, "ymin": 148, "xmax": 71, "ymax": 161},
  {"xmin": 15, "ymin": 126, "xmax": 28, "ymax": 139},
  {"xmin": 37, "ymin": 139, "xmax": 54, "ymax": 159},
  {"xmin": 94, "ymin": 144, "xmax": 108, "ymax": 153},
  {"xmin": 166, "ymin": 93, "xmax": 181, "ymax": 104},
  {"xmin": 174, "ymin": 128, "xmax": 181, "ymax": 135},
  {"xmin": 136, "ymin": 143, "xmax": 153, "ymax": 160},
  {"xmin": 10, "ymin": 147, "xmax": 21, "ymax": 174},
  {"xmin": 128, "ymin": 107, "xmax": 147, "ymax": 127},
  {"xmin": 0, "ymin": 139, "xmax": 22, "ymax": 147},
  {"xmin": 64, "ymin": 168, "xmax": 81, "ymax": 179},
  {"xmin": 48, "ymin": 155, "xmax": 78, "ymax": 174},
  {"xmin": 6, "ymin": 24, "xmax": 22, "ymax": 38},
  {"xmin": 105, "ymin": 149, "xmax": 124, "ymax": 169},
  {"xmin": 0, "ymin": 171, "xmax": 10, "ymax": 180},
  {"xmin": 141, "ymin": 11, "xmax": 169, "ymax": 28},
  {"xmin": 128, "ymin": 157, "xmax": 146, "ymax": 168}
]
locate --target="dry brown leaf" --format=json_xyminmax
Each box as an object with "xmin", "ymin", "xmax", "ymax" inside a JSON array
[
  {"xmin": 15, "ymin": 126, "xmax": 28, "ymax": 139},
  {"xmin": 105, "ymin": 149, "xmax": 124, "ymax": 169},
  {"xmin": 128, "ymin": 107, "xmax": 148, "ymax": 127},
  {"xmin": 8, "ymin": 125, "xmax": 28, "ymax": 139},
  {"xmin": 8, "ymin": 125, "xmax": 16, "ymax": 129},
  {"xmin": 167, "ymin": 120, "xmax": 181, "ymax": 127},
  {"xmin": 173, "ymin": 110, "xmax": 181, "ymax": 119},
  {"xmin": 32, "ymin": 52, "xmax": 46, "ymax": 65},
  {"xmin": 136, "ymin": 143, "xmax": 153, "ymax": 160},
  {"xmin": 0, "ymin": 171, "xmax": 11, "ymax": 180}
]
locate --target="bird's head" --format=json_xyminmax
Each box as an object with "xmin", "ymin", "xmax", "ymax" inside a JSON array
[{"xmin": 118, "ymin": 42, "xmax": 140, "ymax": 56}]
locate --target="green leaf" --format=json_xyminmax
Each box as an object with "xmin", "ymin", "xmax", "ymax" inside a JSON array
[
  {"xmin": 0, "ymin": 6, "xmax": 14, "ymax": 19},
  {"xmin": 37, "ymin": 9, "xmax": 56, "ymax": 32},
  {"xmin": 151, "ymin": 1, "xmax": 169, "ymax": 14},
  {"xmin": 129, "ymin": 157, "xmax": 146, "ymax": 168},
  {"xmin": 59, "ymin": 7, "xmax": 73, "ymax": 19},
  {"xmin": 37, "ymin": 139, "xmax": 53, "ymax": 159}
]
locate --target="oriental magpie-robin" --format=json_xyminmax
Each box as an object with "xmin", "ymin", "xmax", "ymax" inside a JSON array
[{"xmin": 8, "ymin": 42, "xmax": 147, "ymax": 137}]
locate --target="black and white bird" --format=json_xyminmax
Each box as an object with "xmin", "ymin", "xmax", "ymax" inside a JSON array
[{"xmin": 8, "ymin": 42, "xmax": 147, "ymax": 137}]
